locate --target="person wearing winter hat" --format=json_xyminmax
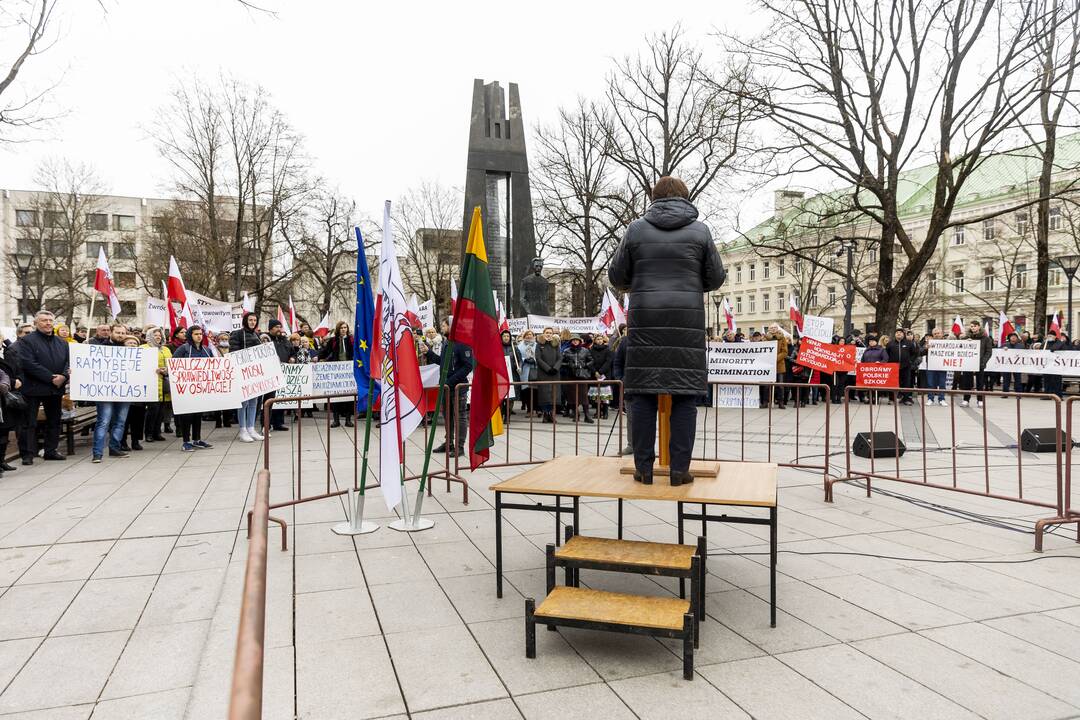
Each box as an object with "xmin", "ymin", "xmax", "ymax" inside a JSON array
[
  {"xmin": 266, "ymin": 318, "xmax": 295, "ymax": 432},
  {"xmin": 171, "ymin": 325, "xmax": 214, "ymax": 451},
  {"xmin": 230, "ymin": 311, "xmax": 263, "ymax": 442}
]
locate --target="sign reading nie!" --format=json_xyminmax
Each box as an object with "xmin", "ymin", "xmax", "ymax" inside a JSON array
[{"xmin": 794, "ymin": 336, "xmax": 857, "ymax": 373}]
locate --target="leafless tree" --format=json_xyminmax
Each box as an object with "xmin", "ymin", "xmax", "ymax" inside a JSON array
[
  {"xmin": 7, "ymin": 159, "xmax": 104, "ymax": 324},
  {"xmin": 728, "ymin": 0, "xmax": 1076, "ymax": 332},
  {"xmin": 149, "ymin": 75, "xmax": 309, "ymax": 313},
  {"xmin": 392, "ymin": 180, "xmax": 463, "ymax": 322},
  {"xmin": 0, "ymin": 1, "xmax": 60, "ymax": 141},
  {"xmin": 601, "ymin": 25, "xmax": 755, "ymax": 214},
  {"xmin": 534, "ymin": 100, "xmax": 640, "ymax": 315}
]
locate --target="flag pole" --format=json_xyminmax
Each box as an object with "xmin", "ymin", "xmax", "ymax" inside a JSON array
[
  {"xmin": 388, "ymin": 313, "xmax": 433, "ymax": 532},
  {"xmin": 412, "ymin": 337, "xmax": 453, "ymax": 524},
  {"xmin": 332, "ymin": 375, "xmax": 379, "ymax": 535},
  {"xmin": 88, "ymin": 294, "xmax": 96, "ymax": 329}
]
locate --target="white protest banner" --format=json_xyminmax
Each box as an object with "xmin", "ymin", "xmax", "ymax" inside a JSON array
[
  {"xmin": 231, "ymin": 343, "xmax": 285, "ymax": 401},
  {"xmin": 420, "ymin": 363, "xmax": 441, "ymax": 389},
  {"xmin": 187, "ymin": 290, "xmax": 243, "ymax": 332},
  {"xmin": 526, "ymin": 314, "xmax": 557, "ymax": 330},
  {"xmin": 312, "ymin": 361, "xmax": 357, "ymax": 398},
  {"xmin": 69, "ymin": 344, "xmax": 158, "ymax": 402},
  {"xmin": 507, "ymin": 317, "xmax": 529, "ymax": 336},
  {"xmin": 1051, "ymin": 351, "xmax": 1080, "ymax": 375},
  {"xmin": 277, "ymin": 364, "xmax": 313, "ymax": 409},
  {"xmin": 168, "ymin": 356, "xmax": 241, "ymax": 413},
  {"xmin": 927, "ymin": 339, "xmax": 980, "ymax": 371},
  {"xmin": 985, "ymin": 349, "xmax": 1050, "ymax": 373},
  {"xmin": 801, "ymin": 314, "xmax": 834, "ymax": 342},
  {"xmin": 707, "ymin": 341, "xmax": 777, "ymax": 383},
  {"xmin": 712, "ymin": 384, "xmax": 760, "ymax": 408},
  {"xmin": 417, "ymin": 299, "xmax": 435, "ymax": 330},
  {"xmin": 145, "ymin": 296, "xmax": 168, "ymax": 328},
  {"xmin": 557, "ymin": 316, "xmax": 604, "ymax": 334},
  {"xmin": 855, "ymin": 346, "xmax": 866, "ymax": 363}
]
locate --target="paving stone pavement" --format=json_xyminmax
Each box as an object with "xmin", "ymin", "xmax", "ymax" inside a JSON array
[{"xmin": 1, "ymin": 396, "xmax": 1079, "ymax": 719}]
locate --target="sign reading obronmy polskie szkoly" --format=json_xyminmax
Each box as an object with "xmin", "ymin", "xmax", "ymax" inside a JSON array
[
  {"xmin": 855, "ymin": 362, "xmax": 899, "ymax": 388},
  {"xmin": 277, "ymin": 363, "xmax": 314, "ymax": 409},
  {"xmin": 69, "ymin": 344, "xmax": 159, "ymax": 402},
  {"xmin": 167, "ymin": 356, "xmax": 241, "ymax": 413},
  {"xmin": 985, "ymin": 349, "xmax": 1080, "ymax": 375},
  {"xmin": 794, "ymin": 336, "xmax": 857, "ymax": 373},
  {"xmin": 707, "ymin": 341, "xmax": 777, "ymax": 383},
  {"xmin": 926, "ymin": 339, "xmax": 980, "ymax": 372},
  {"xmin": 231, "ymin": 343, "xmax": 285, "ymax": 401},
  {"xmin": 312, "ymin": 361, "xmax": 357, "ymax": 398}
]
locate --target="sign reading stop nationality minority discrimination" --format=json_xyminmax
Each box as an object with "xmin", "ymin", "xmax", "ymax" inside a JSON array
[
  {"xmin": 707, "ymin": 341, "xmax": 777, "ymax": 383},
  {"xmin": 69, "ymin": 344, "xmax": 159, "ymax": 402},
  {"xmin": 926, "ymin": 339, "xmax": 980, "ymax": 371}
]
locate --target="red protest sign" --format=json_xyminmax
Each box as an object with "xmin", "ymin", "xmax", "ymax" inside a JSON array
[
  {"xmin": 856, "ymin": 362, "xmax": 899, "ymax": 388},
  {"xmin": 794, "ymin": 336, "xmax": 857, "ymax": 373}
]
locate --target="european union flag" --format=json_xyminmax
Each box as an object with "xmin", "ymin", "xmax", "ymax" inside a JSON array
[{"xmin": 353, "ymin": 226, "xmax": 379, "ymax": 412}]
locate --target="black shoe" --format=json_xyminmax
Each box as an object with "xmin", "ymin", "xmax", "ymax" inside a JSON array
[
  {"xmin": 143, "ymin": 436, "xmax": 155, "ymax": 443},
  {"xmin": 454, "ymin": 447, "xmax": 465, "ymax": 458},
  {"xmin": 42, "ymin": 452, "xmax": 66, "ymax": 461},
  {"xmin": 118, "ymin": 444, "xmax": 131, "ymax": 452},
  {"xmin": 152, "ymin": 435, "xmax": 166, "ymax": 442},
  {"xmin": 542, "ymin": 414, "xmax": 553, "ymax": 424},
  {"xmin": 163, "ymin": 425, "xmax": 174, "ymax": 434},
  {"xmin": 433, "ymin": 442, "xmax": 448, "ymax": 453},
  {"xmin": 344, "ymin": 418, "xmax": 354, "ymax": 427},
  {"xmin": 131, "ymin": 441, "xmax": 143, "ymax": 451},
  {"xmin": 670, "ymin": 470, "xmax": 694, "ymax": 487},
  {"xmin": 582, "ymin": 414, "xmax": 594, "ymax": 424},
  {"xmin": 271, "ymin": 426, "xmax": 289, "ymax": 432},
  {"xmin": 0, "ymin": 462, "xmax": 14, "ymax": 472},
  {"xmin": 21, "ymin": 457, "xmax": 33, "ymax": 466},
  {"xmin": 108, "ymin": 449, "xmax": 130, "ymax": 458},
  {"xmin": 330, "ymin": 420, "xmax": 341, "ymax": 428},
  {"xmin": 633, "ymin": 470, "xmax": 653, "ymax": 485}
]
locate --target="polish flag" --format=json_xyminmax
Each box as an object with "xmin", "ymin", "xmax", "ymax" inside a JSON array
[
  {"xmin": 313, "ymin": 311, "xmax": 332, "ymax": 339},
  {"xmin": 492, "ymin": 290, "xmax": 509, "ymax": 334},
  {"xmin": 276, "ymin": 305, "xmax": 292, "ymax": 335},
  {"xmin": 984, "ymin": 320, "xmax": 992, "ymax": 344},
  {"xmin": 405, "ymin": 295, "xmax": 422, "ymax": 330},
  {"xmin": 788, "ymin": 294, "xmax": 803, "ymax": 333},
  {"xmin": 289, "ymin": 296, "xmax": 298, "ymax": 336},
  {"xmin": 599, "ymin": 289, "xmax": 626, "ymax": 331},
  {"xmin": 722, "ymin": 296, "xmax": 736, "ymax": 332},
  {"xmin": 166, "ymin": 257, "xmax": 192, "ymax": 328},
  {"xmin": 998, "ymin": 311, "xmax": 1015, "ymax": 346},
  {"xmin": 1050, "ymin": 312, "xmax": 1061, "ymax": 336},
  {"xmin": 93, "ymin": 247, "xmax": 122, "ymax": 320},
  {"xmin": 951, "ymin": 315, "xmax": 963, "ymax": 337}
]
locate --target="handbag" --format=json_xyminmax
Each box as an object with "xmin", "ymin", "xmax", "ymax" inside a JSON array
[{"xmin": 3, "ymin": 390, "xmax": 28, "ymax": 412}]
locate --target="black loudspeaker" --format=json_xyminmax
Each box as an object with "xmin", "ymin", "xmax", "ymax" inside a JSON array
[
  {"xmin": 1020, "ymin": 428, "xmax": 1069, "ymax": 453},
  {"xmin": 852, "ymin": 431, "xmax": 906, "ymax": 459}
]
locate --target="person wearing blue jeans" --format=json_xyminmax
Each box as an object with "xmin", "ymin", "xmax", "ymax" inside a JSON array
[{"xmin": 92, "ymin": 401, "xmax": 130, "ymax": 462}]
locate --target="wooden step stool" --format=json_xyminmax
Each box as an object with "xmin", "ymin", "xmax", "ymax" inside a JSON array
[
  {"xmin": 550, "ymin": 527, "xmax": 706, "ymax": 622},
  {"xmin": 526, "ymin": 587, "xmax": 697, "ymax": 680}
]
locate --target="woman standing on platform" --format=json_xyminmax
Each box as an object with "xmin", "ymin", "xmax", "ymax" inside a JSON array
[
  {"xmin": 608, "ymin": 176, "xmax": 726, "ymax": 486},
  {"xmin": 534, "ymin": 327, "xmax": 562, "ymax": 424}
]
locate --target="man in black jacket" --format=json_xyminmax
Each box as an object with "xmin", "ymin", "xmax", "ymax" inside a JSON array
[
  {"xmin": 267, "ymin": 319, "xmax": 295, "ymax": 432},
  {"xmin": 886, "ymin": 328, "xmax": 919, "ymax": 405},
  {"xmin": 429, "ymin": 341, "xmax": 474, "ymax": 457},
  {"xmin": 608, "ymin": 176, "xmax": 726, "ymax": 486},
  {"xmin": 17, "ymin": 310, "xmax": 70, "ymax": 464}
]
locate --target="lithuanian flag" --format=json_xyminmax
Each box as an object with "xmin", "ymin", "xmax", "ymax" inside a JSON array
[{"xmin": 450, "ymin": 207, "xmax": 510, "ymax": 469}]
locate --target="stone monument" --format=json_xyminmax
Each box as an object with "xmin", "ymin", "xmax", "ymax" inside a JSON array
[
  {"xmin": 462, "ymin": 79, "xmax": 536, "ymax": 317},
  {"xmin": 520, "ymin": 257, "xmax": 550, "ymax": 316}
]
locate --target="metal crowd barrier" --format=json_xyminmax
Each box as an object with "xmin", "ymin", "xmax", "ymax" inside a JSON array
[
  {"xmin": 1047, "ymin": 396, "xmax": 1080, "ymax": 544},
  {"xmin": 829, "ymin": 385, "xmax": 1069, "ymax": 550},
  {"xmin": 228, "ymin": 468, "xmax": 270, "ymax": 720}
]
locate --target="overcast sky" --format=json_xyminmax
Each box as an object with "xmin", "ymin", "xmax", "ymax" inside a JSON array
[{"xmin": 1, "ymin": 1, "xmax": 772, "ymax": 236}]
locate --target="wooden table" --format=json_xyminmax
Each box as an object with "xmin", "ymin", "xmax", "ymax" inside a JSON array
[{"xmin": 490, "ymin": 455, "xmax": 780, "ymax": 626}]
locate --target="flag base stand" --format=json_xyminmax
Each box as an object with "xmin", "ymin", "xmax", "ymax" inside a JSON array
[
  {"xmin": 331, "ymin": 489, "xmax": 379, "ymax": 536},
  {"xmin": 388, "ymin": 517, "xmax": 435, "ymax": 532}
]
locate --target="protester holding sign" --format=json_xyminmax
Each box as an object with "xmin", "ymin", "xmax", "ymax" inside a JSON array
[
  {"xmin": 86, "ymin": 324, "xmax": 134, "ymax": 463},
  {"xmin": 885, "ymin": 328, "xmax": 919, "ymax": 405},
  {"xmin": 229, "ymin": 311, "xmax": 264, "ymax": 443},
  {"xmin": 959, "ymin": 321, "xmax": 993, "ymax": 407},
  {"xmin": 1044, "ymin": 329, "xmax": 1069, "ymax": 398},
  {"xmin": 1000, "ymin": 332, "xmax": 1026, "ymax": 393},
  {"xmin": 172, "ymin": 326, "xmax": 215, "ymax": 451}
]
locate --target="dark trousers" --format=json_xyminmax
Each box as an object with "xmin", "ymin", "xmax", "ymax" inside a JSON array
[
  {"xmin": 1002, "ymin": 372, "xmax": 1024, "ymax": 393},
  {"xmin": 178, "ymin": 413, "xmax": 202, "ymax": 443},
  {"xmin": 126, "ymin": 403, "xmax": 146, "ymax": 443},
  {"xmin": 630, "ymin": 394, "xmax": 697, "ymax": 474},
  {"xmin": 959, "ymin": 371, "xmax": 986, "ymax": 401},
  {"xmin": 897, "ymin": 366, "xmax": 914, "ymax": 401},
  {"xmin": 445, "ymin": 386, "xmax": 469, "ymax": 451},
  {"xmin": 1045, "ymin": 373, "xmax": 1064, "ymax": 397},
  {"xmin": 23, "ymin": 394, "xmax": 62, "ymax": 459},
  {"xmin": 144, "ymin": 401, "xmax": 163, "ymax": 438}
]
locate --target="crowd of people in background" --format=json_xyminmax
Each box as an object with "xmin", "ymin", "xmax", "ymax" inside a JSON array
[{"xmin": 719, "ymin": 319, "xmax": 1077, "ymax": 409}]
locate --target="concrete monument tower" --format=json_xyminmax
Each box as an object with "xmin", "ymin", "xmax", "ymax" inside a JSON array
[{"xmin": 462, "ymin": 79, "xmax": 536, "ymax": 316}]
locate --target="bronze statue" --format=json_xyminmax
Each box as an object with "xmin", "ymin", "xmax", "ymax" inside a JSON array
[{"xmin": 520, "ymin": 257, "xmax": 550, "ymax": 315}]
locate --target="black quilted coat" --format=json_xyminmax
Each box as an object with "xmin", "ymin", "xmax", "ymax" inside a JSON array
[{"xmin": 608, "ymin": 197, "xmax": 726, "ymax": 395}]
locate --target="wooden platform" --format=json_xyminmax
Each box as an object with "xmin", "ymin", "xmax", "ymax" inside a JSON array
[
  {"xmin": 534, "ymin": 586, "xmax": 690, "ymax": 631},
  {"xmin": 491, "ymin": 456, "xmax": 777, "ymax": 508},
  {"xmin": 555, "ymin": 535, "xmax": 695, "ymax": 571},
  {"xmin": 618, "ymin": 460, "xmax": 721, "ymax": 478}
]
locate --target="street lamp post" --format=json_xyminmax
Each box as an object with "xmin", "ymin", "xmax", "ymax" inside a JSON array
[
  {"xmin": 834, "ymin": 237, "xmax": 858, "ymax": 339},
  {"xmin": 12, "ymin": 253, "xmax": 34, "ymax": 324},
  {"xmin": 1054, "ymin": 254, "xmax": 1080, "ymax": 338},
  {"xmin": 713, "ymin": 297, "xmax": 723, "ymax": 337}
]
